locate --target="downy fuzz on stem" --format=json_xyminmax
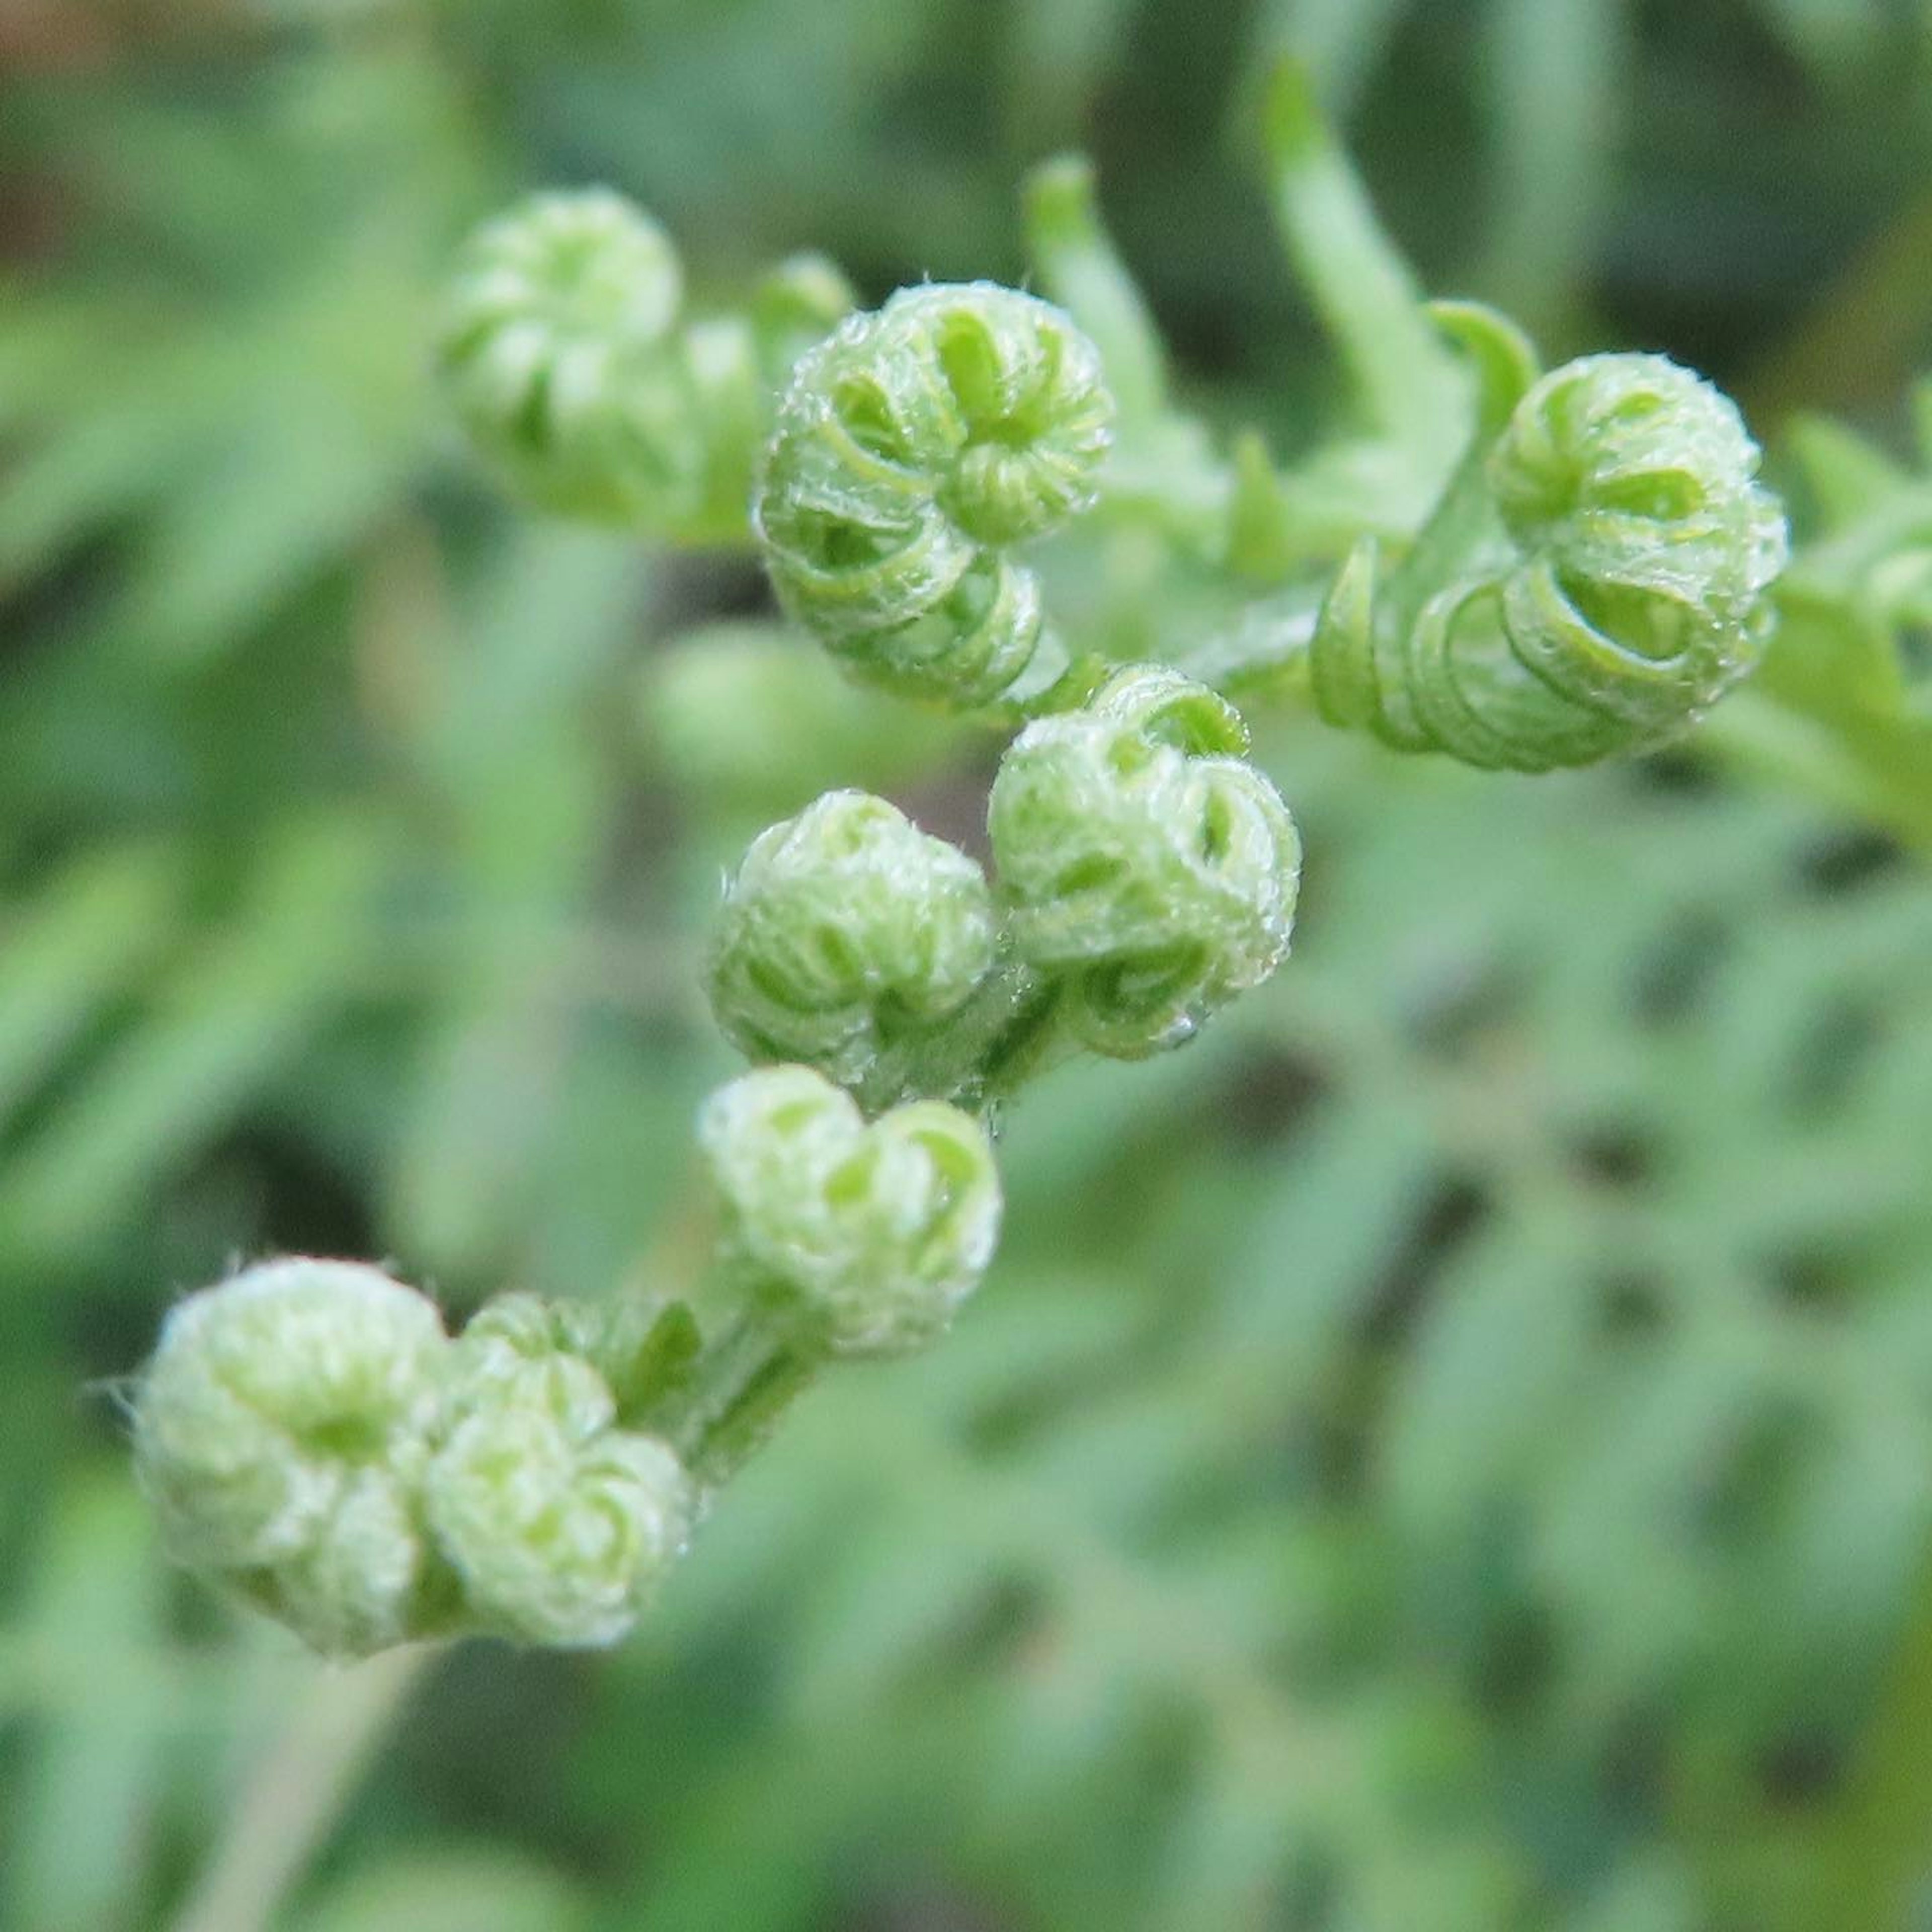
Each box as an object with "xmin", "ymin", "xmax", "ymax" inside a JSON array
[{"xmin": 706, "ymin": 789, "xmax": 998, "ymax": 1096}]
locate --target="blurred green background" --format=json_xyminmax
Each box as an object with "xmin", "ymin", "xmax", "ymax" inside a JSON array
[{"xmin": 5, "ymin": 3, "xmax": 1932, "ymax": 1929}]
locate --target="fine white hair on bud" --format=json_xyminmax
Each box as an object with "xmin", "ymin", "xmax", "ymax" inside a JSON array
[
  {"xmin": 1312, "ymin": 335, "xmax": 1789, "ymax": 771},
  {"xmin": 131, "ymin": 1258, "xmax": 451, "ymax": 1657},
  {"xmin": 754, "ymin": 281, "xmax": 1114, "ymax": 709},
  {"xmin": 989, "ymin": 666, "xmax": 1302, "ymax": 1058}
]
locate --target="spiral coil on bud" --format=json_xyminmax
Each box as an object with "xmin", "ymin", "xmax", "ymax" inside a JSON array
[
  {"xmin": 754, "ymin": 282, "xmax": 1114, "ymax": 709},
  {"xmin": 699, "ymin": 1065, "xmax": 1002, "ymax": 1359},
  {"xmin": 438, "ymin": 188, "xmax": 702, "ymax": 526},
  {"xmin": 707, "ymin": 789, "xmax": 997, "ymax": 1092},
  {"xmin": 440, "ymin": 188, "xmax": 854, "ymax": 538},
  {"xmin": 1312, "ymin": 347, "xmax": 1789, "ymax": 771},
  {"xmin": 424, "ymin": 1305, "xmax": 693, "ymax": 1648},
  {"xmin": 988, "ymin": 667, "xmax": 1301, "ymax": 1058}
]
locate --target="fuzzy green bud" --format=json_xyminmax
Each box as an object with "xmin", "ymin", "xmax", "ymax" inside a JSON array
[
  {"xmin": 707, "ymin": 789, "xmax": 997, "ymax": 1091},
  {"xmin": 988, "ymin": 667, "xmax": 1301, "ymax": 1058},
  {"xmin": 1313, "ymin": 347, "xmax": 1788, "ymax": 771},
  {"xmin": 1489, "ymin": 352, "xmax": 1786, "ymax": 725},
  {"xmin": 699, "ymin": 1065, "xmax": 1002, "ymax": 1359},
  {"xmin": 422, "ymin": 1300, "xmax": 694, "ymax": 1648},
  {"xmin": 131, "ymin": 1259, "xmax": 449, "ymax": 1657},
  {"xmin": 437, "ymin": 187, "xmax": 708, "ymax": 527},
  {"xmin": 754, "ymin": 282, "xmax": 1114, "ymax": 708}
]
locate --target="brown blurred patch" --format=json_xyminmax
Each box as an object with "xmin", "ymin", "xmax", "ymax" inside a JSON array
[
  {"xmin": 0, "ymin": 0, "xmax": 119, "ymax": 71},
  {"xmin": 0, "ymin": 0, "xmax": 254, "ymax": 75}
]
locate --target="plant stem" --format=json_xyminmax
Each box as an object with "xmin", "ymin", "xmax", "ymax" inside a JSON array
[
  {"xmin": 171, "ymin": 1642, "xmax": 435, "ymax": 1932},
  {"xmin": 655, "ymin": 1307, "xmax": 821, "ymax": 1489}
]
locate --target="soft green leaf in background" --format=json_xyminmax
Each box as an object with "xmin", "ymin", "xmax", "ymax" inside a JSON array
[{"xmin": 4, "ymin": 3, "xmax": 1932, "ymax": 1930}]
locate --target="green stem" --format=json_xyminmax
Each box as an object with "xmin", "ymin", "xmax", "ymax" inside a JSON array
[
  {"xmin": 1258, "ymin": 57, "xmax": 1463, "ymax": 463},
  {"xmin": 857, "ymin": 952, "xmax": 1071, "ymax": 1117},
  {"xmin": 170, "ymin": 1643, "xmax": 435, "ymax": 1932},
  {"xmin": 1175, "ymin": 593, "xmax": 1321, "ymax": 695},
  {"xmin": 653, "ymin": 1308, "xmax": 821, "ymax": 1489}
]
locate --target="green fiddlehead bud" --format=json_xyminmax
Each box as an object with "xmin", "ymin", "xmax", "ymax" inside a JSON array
[
  {"xmin": 437, "ymin": 187, "xmax": 701, "ymax": 527},
  {"xmin": 699, "ymin": 1065, "xmax": 1002, "ymax": 1360},
  {"xmin": 988, "ymin": 667, "xmax": 1301, "ymax": 1058},
  {"xmin": 707, "ymin": 789, "xmax": 997, "ymax": 1092},
  {"xmin": 440, "ymin": 189, "xmax": 855, "ymax": 541},
  {"xmin": 1313, "ymin": 338, "xmax": 1789, "ymax": 771},
  {"xmin": 131, "ymin": 1260, "xmax": 450, "ymax": 1657},
  {"xmin": 754, "ymin": 282, "xmax": 1114, "ymax": 708},
  {"xmin": 423, "ymin": 1302, "xmax": 694, "ymax": 1648}
]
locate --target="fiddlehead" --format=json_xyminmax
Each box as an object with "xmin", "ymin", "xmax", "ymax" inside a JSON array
[
  {"xmin": 1312, "ymin": 335, "xmax": 1789, "ymax": 771},
  {"xmin": 437, "ymin": 189, "xmax": 698, "ymax": 526},
  {"xmin": 706, "ymin": 789, "xmax": 997, "ymax": 1094},
  {"xmin": 131, "ymin": 1261, "xmax": 695, "ymax": 1655},
  {"xmin": 699, "ymin": 1065, "xmax": 1002, "ymax": 1360},
  {"xmin": 421, "ymin": 1301, "xmax": 693, "ymax": 1648},
  {"xmin": 754, "ymin": 282, "xmax": 1114, "ymax": 709},
  {"xmin": 131, "ymin": 1259, "xmax": 452, "ymax": 1657},
  {"xmin": 988, "ymin": 667, "xmax": 1301, "ymax": 1058},
  {"xmin": 439, "ymin": 188, "xmax": 852, "ymax": 540}
]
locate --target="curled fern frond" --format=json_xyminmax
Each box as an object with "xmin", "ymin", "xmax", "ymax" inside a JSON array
[
  {"xmin": 440, "ymin": 188, "xmax": 853, "ymax": 540},
  {"xmin": 132, "ymin": 1261, "xmax": 695, "ymax": 1655},
  {"xmin": 424, "ymin": 1306, "xmax": 693, "ymax": 1648},
  {"xmin": 754, "ymin": 282, "xmax": 1114, "ymax": 709},
  {"xmin": 707, "ymin": 789, "xmax": 997, "ymax": 1094},
  {"xmin": 988, "ymin": 667, "xmax": 1301, "ymax": 1058},
  {"xmin": 131, "ymin": 1260, "xmax": 452, "ymax": 1657},
  {"xmin": 699, "ymin": 1065, "xmax": 1003, "ymax": 1360},
  {"xmin": 1313, "ymin": 339, "xmax": 1789, "ymax": 771},
  {"xmin": 437, "ymin": 188, "xmax": 704, "ymax": 526}
]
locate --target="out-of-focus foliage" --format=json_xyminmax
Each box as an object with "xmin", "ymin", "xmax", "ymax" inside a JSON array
[{"xmin": 4, "ymin": 4, "xmax": 1932, "ymax": 1931}]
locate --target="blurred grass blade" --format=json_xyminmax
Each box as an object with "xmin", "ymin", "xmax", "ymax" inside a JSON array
[
  {"xmin": 388, "ymin": 528, "xmax": 647, "ymax": 1278},
  {"xmin": 1250, "ymin": 0, "xmax": 1411, "ymax": 118},
  {"xmin": 1476, "ymin": 0, "xmax": 1624, "ymax": 328},
  {"xmin": 2, "ymin": 1472, "xmax": 167, "ymax": 1932},
  {"xmin": 1025, "ymin": 155, "xmax": 1170, "ymax": 426},
  {"xmin": 0, "ymin": 841, "xmax": 184, "ymax": 1128},
  {"xmin": 0, "ymin": 817, "xmax": 392, "ymax": 1263},
  {"xmin": 296, "ymin": 1852, "xmax": 594, "ymax": 1932},
  {"xmin": 1003, "ymin": 0, "xmax": 1138, "ymax": 146}
]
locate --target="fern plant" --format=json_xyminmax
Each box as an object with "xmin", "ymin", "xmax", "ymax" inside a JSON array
[
  {"xmin": 123, "ymin": 50, "xmax": 1932, "ymax": 1687},
  {"xmin": 13, "ymin": 15, "xmax": 1932, "ymax": 1932}
]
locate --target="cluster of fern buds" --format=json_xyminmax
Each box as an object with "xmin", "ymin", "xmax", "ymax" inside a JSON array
[
  {"xmin": 130, "ymin": 105, "xmax": 1795, "ymax": 1657},
  {"xmin": 134, "ymin": 1063, "xmax": 1004, "ymax": 1656}
]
